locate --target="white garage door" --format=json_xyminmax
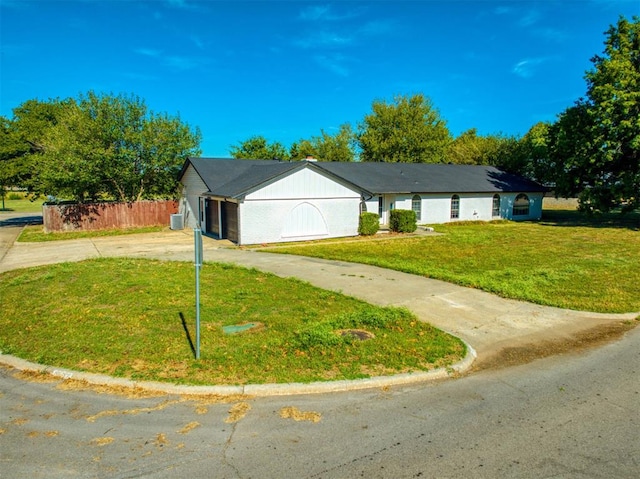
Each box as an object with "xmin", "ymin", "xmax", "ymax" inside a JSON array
[{"xmin": 282, "ymin": 202, "xmax": 328, "ymax": 238}]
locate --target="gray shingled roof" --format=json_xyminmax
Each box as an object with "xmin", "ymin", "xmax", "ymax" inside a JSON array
[
  {"xmin": 315, "ymin": 162, "xmax": 545, "ymax": 194},
  {"xmin": 180, "ymin": 158, "xmax": 545, "ymax": 198},
  {"xmin": 184, "ymin": 158, "xmax": 284, "ymax": 194}
]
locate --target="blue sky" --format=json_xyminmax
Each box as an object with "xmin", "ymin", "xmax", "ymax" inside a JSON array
[{"xmin": 1, "ymin": 0, "xmax": 638, "ymax": 157}]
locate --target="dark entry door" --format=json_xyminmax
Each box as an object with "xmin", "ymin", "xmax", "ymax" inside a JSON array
[
  {"xmin": 205, "ymin": 199, "xmax": 219, "ymax": 236},
  {"xmin": 221, "ymin": 202, "xmax": 238, "ymax": 243}
]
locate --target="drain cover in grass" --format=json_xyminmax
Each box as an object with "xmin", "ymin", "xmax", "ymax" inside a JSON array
[
  {"xmin": 223, "ymin": 322, "xmax": 263, "ymax": 335},
  {"xmin": 337, "ymin": 329, "xmax": 375, "ymax": 340}
]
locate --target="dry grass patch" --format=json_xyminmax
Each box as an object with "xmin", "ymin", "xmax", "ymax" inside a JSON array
[
  {"xmin": 279, "ymin": 406, "xmax": 322, "ymax": 423},
  {"xmin": 0, "ymin": 258, "xmax": 464, "ymax": 385}
]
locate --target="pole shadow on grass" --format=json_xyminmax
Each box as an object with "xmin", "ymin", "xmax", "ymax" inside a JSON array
[{"xmin": 179, "ymin": 312, "xmax": 197, "ymax": 359}]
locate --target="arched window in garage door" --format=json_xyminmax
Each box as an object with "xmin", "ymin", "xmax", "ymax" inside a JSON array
[{"xmin": 282, "ymin": 202, "xmax": 328, "ymax": 238}]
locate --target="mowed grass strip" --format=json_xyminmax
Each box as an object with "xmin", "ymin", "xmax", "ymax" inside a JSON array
[
  {"xmin": 267, "ymin": 211, "xmax": 640, "ymax": 314},
  {"xmin": 0, "ymin": 192, "xmax": 44, "ymax": 213},
  {"xmin": 18, "ymin": 224, "xmax": 166, "ymax": 242},
  {"xmin": 0, "ymin": 258, "xmax": 465, "ymax": 385}
]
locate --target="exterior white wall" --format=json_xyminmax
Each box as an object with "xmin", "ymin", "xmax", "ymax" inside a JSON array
[
  {"xmin": 239, "ymin": 198, "xmax": 359, "ymax": 244},
  {"xmin": 180, "ymin": 165, "xmax": 208, "ymax": 228},
  {"xmin": 365, "ymin": 192, "xmax": 544, "ymax": 225},
  {"xmin": 245, "ymin": 168, "xmax": 358, "ymax": 200},
  {"xmin": 239, "ymin": 167, "xmax": 361, "ymax": 245}
]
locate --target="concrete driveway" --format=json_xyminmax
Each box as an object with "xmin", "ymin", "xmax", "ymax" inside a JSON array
[{"xmin": 0, "ymin": 213, "xmax": 637, "ymax": 369}]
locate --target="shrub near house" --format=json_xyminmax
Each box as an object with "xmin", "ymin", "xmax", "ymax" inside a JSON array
[
  {"xmin": 359, "ymin": 212, "xmax": 380, "ymax": 235},
  {"xmin": 389, "ymin": 209, "xmax": 417, "ymax": 233}
]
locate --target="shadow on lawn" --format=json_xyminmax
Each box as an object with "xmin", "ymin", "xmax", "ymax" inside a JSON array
[
  {"xmin": 540, "ymin": 209, "xmax": 640, "ymax": 231},
  {"xmin": 179, "ymin": 312, "xmax": 197, "ymax": 359}
]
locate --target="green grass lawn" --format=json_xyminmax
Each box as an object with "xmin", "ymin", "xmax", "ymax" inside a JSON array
[
  {"xmin": 266, "ymin": 210, "xmax": 640, "ymax": 314},
  {"xmin": 0, "ymin": 192, "xmax": 44, "ymax": 213},
  {"xmin": 0, "ymin": 258, "xmax": 465, "ymax": 385},
  {"xmin": 18, "ymin": 224, "xmax": 166, "ymax": 242}
]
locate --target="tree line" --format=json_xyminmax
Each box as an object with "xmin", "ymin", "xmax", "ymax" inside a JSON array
[
  {"xmin": 230, "ymin": 16, "xmax": 638, "ymax": 214},
  {"xmin": 1, "ymin": 16, "xmax": 637, "ymax": 213},
  {"xmin": 1, "ymin": 92, "xmax": 202, "ymax": 203}
]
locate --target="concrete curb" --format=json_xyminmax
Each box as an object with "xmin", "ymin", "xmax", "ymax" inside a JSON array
[{"xmin": 0, "ymin": 342, "xmax": 476, "ymax": 397}]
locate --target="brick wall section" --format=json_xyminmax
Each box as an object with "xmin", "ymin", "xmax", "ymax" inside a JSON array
[{"xmin": 43, "ymin": 200, "xmax": 178, "ymax": 232}]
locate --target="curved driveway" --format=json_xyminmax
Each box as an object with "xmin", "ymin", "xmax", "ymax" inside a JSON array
[
  {"xmin": 2, "ymin": 214, "xmax": 639, "ymax": 478},
  {"xmin": 1, "ymin": 215, "xmax": 637, "ymax": 368}
]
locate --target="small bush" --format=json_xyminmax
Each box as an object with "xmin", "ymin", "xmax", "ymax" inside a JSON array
[
  {"xmin": 389, "ymin": 209, "xmax": 417, "ymax": 233},
  {"xmin": 334, "ymin": 307, "xmax": 412, "ymax": 328},
  {"xmin": 293, "ymin": 322, "xmax": 345, "ymax": 349},
  {"xmin": 7, "ymin": 193, "xmax": 23, "ymax": 200},
  {"xmin": 359, "ymin": 212, "xmax": 380, "ymax": 235}
]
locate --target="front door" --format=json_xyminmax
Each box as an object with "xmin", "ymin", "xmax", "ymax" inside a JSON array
[{"xmin": 378, "ymin": 195, "xmax": 394, "ymax": 224}]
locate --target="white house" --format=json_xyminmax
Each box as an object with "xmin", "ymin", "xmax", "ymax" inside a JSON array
[{"xmin": 179, "ymin": 158, "xmax": 545, "ymax": 245}]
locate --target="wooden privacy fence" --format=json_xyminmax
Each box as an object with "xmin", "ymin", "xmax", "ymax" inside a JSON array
[{"xmin": 43, "ymin": 200, "xmax": 178, "ymax": 232}]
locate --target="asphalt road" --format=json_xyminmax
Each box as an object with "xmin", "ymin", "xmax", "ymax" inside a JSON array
[{"xmin": 2, "ymin": 326, "xmax": 639, "ymax": 478}]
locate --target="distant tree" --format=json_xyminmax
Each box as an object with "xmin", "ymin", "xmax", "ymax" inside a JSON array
[
  {"xmin": 0, "ymin": 99, "xmax": 70, "ymax": 197},
  {"xmin": 289, "ymin": 138, "xmax": 317, "ymax": 160},
  {"xmin": 508, "ymin": 122, "xmax": 551, "ymax": 182},
  {"xmin": 547, "ymin": 16, "xmax": 640, "ymax": 213},
  {"xmin": 230, "ymin": 135, "xmax": 289, "ymax": 160},
  {"xmin": 446, "ymin": 128, "xmax": 532, "ymax": 180},
  {"xmin": 316, "ymin": 124, "xmax": 356, "ymax": 162},
  {"xmin": 357, "ymin": 93, "xmax": 451, "ymax": 163},
  {"xmin": 447, "ymin": 129, "xmax": 486, "ymax": 165},
  {"xmin": 1, "ymin": 117, "xmax": 24, "ymax": 207},
  {"xmin": 447, "ymin": 129, "xmax": 517, "ymax": 166},
  {"xmin": 290, "ymin": 123, "xmax": 355, "ymax": 161},
  {"xmin": 31, "ymin": 92, "xmax": 201, "ymax": 202},
  {"xmin": 546, "ymin": 102, "xmax": 599, "ymax": 200}
]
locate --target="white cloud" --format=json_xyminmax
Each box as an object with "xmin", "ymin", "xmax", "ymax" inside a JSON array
[
  {"xmin": 135, "ymin": 48, "xmax": 162, "ymax": 57},
  {"xmin": 190, "ymin": 35, "xmax": 205, "ymax": 50},
  {"xmin": 518, "ymin": 9, "xmax": 541, "ymax": 27},
  {"xmin": 165, "ymin": 0, "xmax": 192, "ymax": 9},
  {"xmin": 358, "ymin": 20, "xmax": 394, "ymax": 36},
  {"xmin": 534, "ymin": 27, "xmax": 568, "ymax": 43},
  {"xmin": 165, "ymin": 56, "xmax": 202, "ymax": 70},
  {"xmin": 134, "ymin": 48, "xmax": 205, "ymax": 71},
  {"xmin": 295, "ymin": 31, "xmax": 353, "ymax": 49},
  {"xmin": 299, "ymin": 4, "xmax": 362, "ymax": 22},
  {"xmin": 299, "ymin": 5, "xmax": 331, "ymax": 21},
  {"xmin": 512, "ymin": 58, "xmax": 546, "ymax": 78},
  {"xmin": 314, "ymin": 54, "xmax": 350, "ymax": 77},
  {"xmin": 494, "ymin": 6, "xmax": 512, "ymax": 15}
]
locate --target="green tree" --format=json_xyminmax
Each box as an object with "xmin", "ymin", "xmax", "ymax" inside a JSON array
[
  {"xmin": 357, "ymin": 93, "xmax": 451, "ymax": 163},
  {"xmin": 0, "ymin": 99, "xmax": 70, "ymax": 200},
  {"xmin": 230, "ymin": 135, "xmax": 289, "ymax": 160},
  {"xmin": 447, "ymin": 129, "xmax": 517, "ymax": 166},
  {"xmin": 447, "ymin": 129, "xmax": 486, "ymax": 165},
  {"xmin": 290, "ymin": 123, "xmax": 355, "ymax": 161},
  {"xmin": 548, "ymin": 16, "xmax": 640, "ymax": 213},
  {"xmin": 510, "ymin": 122, "xmax": 551, "ymax": 182},
  {"xmin": 289, "ymin": 138, "xmax": 317, "ymax": 160},
  {"xmin": 547, "ymin": 103, "xmax": 598, "ymax": 201},
  {"xmin": 1, "ymin": 116, "xmax": 23, "ymax": 208},
  {"xmin": 30, "ymin": 92, "xmax": 201, "ymax": 202},
  {"xmin": 446, "ymin": 129, "xmax": 529, "ymax": 180}
]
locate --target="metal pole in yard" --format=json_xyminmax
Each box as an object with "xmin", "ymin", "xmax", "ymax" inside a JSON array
[{"xmin": 194, "ymin": 227, "xmax": 203, "ymax": 360}]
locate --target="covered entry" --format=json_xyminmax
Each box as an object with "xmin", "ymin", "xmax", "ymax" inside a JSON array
[{"xmin": 205, "ymin": 199, "xmax": 238, "ymax": 243}]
